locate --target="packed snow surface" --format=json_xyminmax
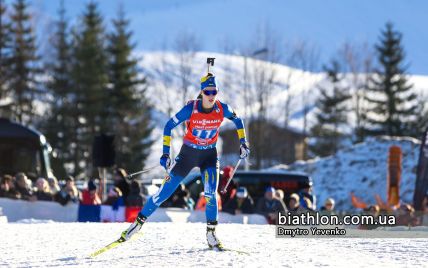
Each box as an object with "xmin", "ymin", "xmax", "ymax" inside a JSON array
[{"xmin": 1, "ymin": 222, "xmax": 427, "ymax": 267}]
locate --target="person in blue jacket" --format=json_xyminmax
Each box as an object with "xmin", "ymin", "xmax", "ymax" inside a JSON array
[{"xmin": 121, "ymin": 72, "xmax": 250, "ymax": 249}]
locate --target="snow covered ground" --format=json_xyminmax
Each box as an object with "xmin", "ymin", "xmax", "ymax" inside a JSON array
[{"xmin": 1, "ymin": 222, "xmax": 427, "ymax": 267}]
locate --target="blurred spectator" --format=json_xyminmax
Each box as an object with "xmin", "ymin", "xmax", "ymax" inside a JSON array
[
  {"xmin": 184, "ymin": 189, "xmax": 195, "ymax": 210},
  {"xmin": 360, "ymin": 205, "xmax": 380, "ymax": 230},
  {"xmin": 126, "ymin": 181, "xmax": 146, "ymax": 207},
  {"xmin": 320, "ymin": 198, "xmax": 336, "ymax": 215},
  {"xmin": 302, "ymin": 196, "xmax": 314, "ymax": 212},
  {"xmin": 55, "ymin": 176, "xmax": 81, "ymax": 206},
  {"xmin": 141, "ymin": 183, "xmax": 149, "ymax": 196},
  {"xmin": 81, "ymin": 179, "xmax": 102, "ymax": 205},
  {"xmin": 223, "ymin": 186, "xmax": 254, "ymax": 215},
  {"xmin": 256, "ymin": 187, "xmax": 287, "ymax": 224},
  {"xmin": 114, "ymin": 168, "xmax": 130, "ymax": 200},
  {"xmin": 48, "ymin": 177, "xmax": 60, "ymax": 195},
  {"xmin": 288, "ymin": 193, "xmax": 301, "ymax": 212},
  {"xmin": 275, "ymin": 189, "xmax": 284, "ymax": 201},
  {"xmin": 170, "ymin": 184, "xmax": 186, "ymax": 208},
  {"xmin": 0, "ymin": 175, "xmax": 20, "ymax": 199},
  {"xmin": 218, "ymin": 166, "xmax": 237, "ymax": 205},
  {"xmin": 15, "ymin": 173, "xmax": 35, "ymax": 201},
  {"xmin": 422, "ymin": 195, "xmax": 428, "ymax": 225},
  {"xmin": 195, "ymin": 192, "xmax": 222, "ymax": 211},
  {"xmin": 396, "ymin": 203, "xmax": 418, "ymax": 227},
  {"xmin": 367, "ymin": 205, "xmax": 380, "ymax": 216},
  {"xmin": 187, "ymin": 179, "xmax": 204, "ymax": 203},
  {"xmin": 103, "ymin": 187, "xmax": 125, "ymax": 209},
  {"xmin": 275, "ymin": 189, "xmax": 287, "ymax": 210},
  {"xmin": 299, "ymin": 181, "xmax": 316, "ymax": 210},
  {"xmin": 168, "ymin": 184, "xmax": 195, "ymax": 210},
  {"xmin": 34, "ymin": 178, "xmax": 54, "ymax": 201}
]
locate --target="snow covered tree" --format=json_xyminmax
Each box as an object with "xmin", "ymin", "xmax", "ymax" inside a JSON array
[
  {"xmin": 338, "ymin": 41, "xmax": 374, "ymax": 142},
  {"xmin": 70, "ymin": 2, "xmax": 109, "ymax": 175},
  {"xmin": 174, "ymin": 31, "xmax": 200, "ymax": 135},
  {"xmin": 8, "ymin": 0, "xmax": 40, "ymax": 123},
  {"xmin": 152, "ymin": 42, "xmax": 176, "ymax": 118},
  {"xmin": 42, "ymin": 0, "xmax": 76, "ymax": 178},
  {"xmin": 286, "ymin": 40, "xmax": 320, "ymax": 135},
  {"xmin": 0, "ymin": 0, "xmax": 13, "ymax": 117},
  {"xmin": 247, "ymin": 24, "xmax": 281, "ymax": 168},
  {"xmin": 310, "ymin": 60, "xmax": 351, "ymax": 157},
  {"xmin": 364, "ymin": 22, "xmax": 417, "ymax": 137},
  {"xmin": 174, "ymin": 31, "xmax": 200, "ymax": 105},
  {"xmin": 407, "ymin": 96, "xmax": 428, "ymax": 138},
  {"xmin": 107, "ymin": 7, "xmax": 153, "ymax": 171}
]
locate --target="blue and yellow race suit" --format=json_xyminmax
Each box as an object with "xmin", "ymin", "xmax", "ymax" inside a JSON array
[{"xmin": 140, "ymin": 99, "xmax": 247, "ymax": 222}]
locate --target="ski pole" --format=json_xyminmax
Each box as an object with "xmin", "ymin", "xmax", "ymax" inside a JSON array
[
  {"xmin": 125, "ymin": 165, "xmax": 160, "ymax": 180},
  {"xmin": 220, "ymin": 158, "xmax": 242, "ymax": 194}
]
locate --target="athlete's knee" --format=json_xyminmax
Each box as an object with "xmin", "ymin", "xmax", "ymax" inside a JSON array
[
  {"xmin": 204, "ymin": 192, "xmax": 218, "ymax": 208},
  {"xmin": 203, "ymin": 168, "xmax": 219, "ymax": 191},
  {"xmin": 152, "ymin": 174, "xmax": 182, "ymax": 206}
]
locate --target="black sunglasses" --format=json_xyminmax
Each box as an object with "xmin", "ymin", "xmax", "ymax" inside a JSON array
[{"xmin": 203, "ymin": 89, "xmax": 218, "ymax": 96}]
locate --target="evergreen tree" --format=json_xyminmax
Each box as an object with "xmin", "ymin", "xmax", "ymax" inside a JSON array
[
  {"xmin": 107, "ymin": 7, "xmax": 153, "ymax": 171},
  {"xmin": 0, "ymin": 0, "xmax": 13, "ymax": 116},
  {"xmin": 364, "ymin": 22, "xmax": 417, "ymax": 136},
  {"xmin": 408, "ymin": 97, "xmax": 428, "ymax": 138},
  {"xmin": 71, "ymin": 2, "xmax": 109, "ymax": 175},
  {"xmin": 8, "ymin": 0, "xmax": 40, "ymax": 123},
  {"xmin": 310, "ymin": 60, "xmax": 351, "ymax": 157},
  {"xmin": 42, "ymin": 0, "xmax": 75, "ymax": 178}
]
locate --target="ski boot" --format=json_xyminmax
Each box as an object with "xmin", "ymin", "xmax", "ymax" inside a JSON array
[
  {"xmin": 121, "ymin": 213, "xmax": 146, "ymax": 241},
  {"xmin": 206, "ymin": 221, "xmax": 224, "ymax": 250}
]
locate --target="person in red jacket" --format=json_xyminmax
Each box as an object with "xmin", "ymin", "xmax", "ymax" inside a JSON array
[
  {"xmin": 219, "ymin": 166, "xmax": 237, "ymax": 205},
  {"xmin": 81, "ymin": 180, "xmax": 101, "ymax": 205}
]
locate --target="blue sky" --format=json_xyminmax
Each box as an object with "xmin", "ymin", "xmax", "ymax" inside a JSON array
[{"xmin": 4, "ymin": 0, "xmax": 428, "ymax": 74}]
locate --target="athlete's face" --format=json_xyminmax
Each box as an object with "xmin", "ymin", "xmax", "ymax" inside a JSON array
[{"xmin": 201, "ymin": 86, "xmax": 218, "ymax": 108}]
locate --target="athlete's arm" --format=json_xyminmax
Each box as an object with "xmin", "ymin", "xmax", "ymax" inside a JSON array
[
  {"xmin": 221, "ymin": 102, "xmax": 248, "ymax": 144},
  {"xmin": 163, "ymin": 103, "xmax": 193, "ymax": 154}
]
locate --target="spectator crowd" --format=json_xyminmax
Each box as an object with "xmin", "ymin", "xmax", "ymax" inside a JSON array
[
  {"xmin": 1, "ymin": 166, "xmax": 428, "ymax": 226},
  {"xmin": 0, "ymin": 168, "xmax": 147, "ymax": 208}
]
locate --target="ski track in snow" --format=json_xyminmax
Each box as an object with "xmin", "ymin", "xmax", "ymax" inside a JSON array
[{"xmin": 0, "ymin": 222, "xmax": 427, "ymax": 268}]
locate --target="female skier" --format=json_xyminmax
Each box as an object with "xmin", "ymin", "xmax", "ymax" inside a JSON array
[{"xmin": 121, "ymin": 72, "xmax": 250, "ymax": 250}]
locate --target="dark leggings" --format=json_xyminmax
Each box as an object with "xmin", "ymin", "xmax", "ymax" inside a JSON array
[{"xmin": 141, "ymin": 145, "xmax": 219, "ymax": 222}]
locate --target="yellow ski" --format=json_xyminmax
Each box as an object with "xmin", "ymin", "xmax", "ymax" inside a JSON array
[{"xmin": 89, "ymin": 232, "xmax": 142, "ymax": 258}]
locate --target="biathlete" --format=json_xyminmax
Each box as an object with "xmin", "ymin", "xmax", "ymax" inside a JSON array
[{"xmin": 121, "ymin": 72, "xmax": 250, "ymax": 249}]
